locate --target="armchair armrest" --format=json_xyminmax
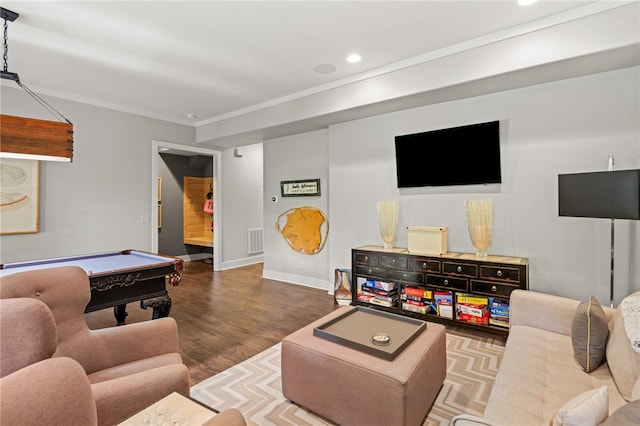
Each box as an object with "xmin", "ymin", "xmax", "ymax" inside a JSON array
[
  {"xmin": 202, "ymin": 408, "xmax": 248, "ymax": 426},
  {"xmin": 0, "ymin": 357, "xmax": 97, "ymax": 425},
  {"xmin": 58, "ymin": 317, "xmax": 181, "ymax": 374}
]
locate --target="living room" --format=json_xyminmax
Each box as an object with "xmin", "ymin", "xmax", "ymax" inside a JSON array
[{"xmin": 1, "ymin": 1, "xmax": 639, "ymax": 425}]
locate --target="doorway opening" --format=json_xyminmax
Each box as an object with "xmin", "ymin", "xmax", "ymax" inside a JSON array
[{"xmin": 151, "ymin": 140, "xmax": 222, "ymax": 271}]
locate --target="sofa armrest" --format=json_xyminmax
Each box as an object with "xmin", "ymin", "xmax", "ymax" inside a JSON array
[
  {"xmin": 509, "ymin": 290, "xmax": 581, "ymax": 336},
  {"xmin": 450, "ymin": 414, "xmax": 505, "ymax": 426}
]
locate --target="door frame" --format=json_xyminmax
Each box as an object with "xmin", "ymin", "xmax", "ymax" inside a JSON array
[{"xmin": 151, "ymin": 140, "xmax": 222, "ymax": 271}]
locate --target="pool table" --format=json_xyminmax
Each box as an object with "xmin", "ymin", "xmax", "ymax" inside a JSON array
[{"xmin": 0, "ymin": 250, "xmax": 184, "ymax": 324}]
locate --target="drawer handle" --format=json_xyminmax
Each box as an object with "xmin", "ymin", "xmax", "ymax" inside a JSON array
[
  {"xmin": 368, "ymin": 269, "xmax": 372, "ymax": 274},
  {"xmin": 497, "ymin": 270, "xmax": 503, "ymax": 277},
  {"xmin": 456, "ymin": 266, "xmax": 462, "ymax": 273},
  {"xmin": 422, "ymin": 262, "xmax": 427, "ymax": 268},
  {"xmin": 444, "ymin": 279, "xmax": 449, "ymax": 286},
  {"xmin": 364, "ymin": 256, "xmax": 368, "ymax": 261},
  {"xmin": 403, "ymin": 273, "xmax": 407, "ymax": 278},
  {"xmin": 392, "ymin": 259, "xmax": 396, "ymax": 263},
  {"xmin": 491, "ymin": 285, "xmax": 497, "ymax": 292}
]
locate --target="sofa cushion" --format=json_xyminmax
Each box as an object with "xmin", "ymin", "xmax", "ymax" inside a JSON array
[
  {"xmin": 484, "ymin": 325, "xmax": 625, "ymax": 425},
  {"xmin": 551, "ymin": 386, "xmax": 608, "ymax": 426},
  {"xmin": 571, "ymin": 295, "xmax": 608, "ymax": 372},
  {"xmin": 601, "ymin": 400, "xmax": 640, "ymax": 426},
  {"xmin": 607, "ymin": 292, "xmax": 640, "ymax": 401}
]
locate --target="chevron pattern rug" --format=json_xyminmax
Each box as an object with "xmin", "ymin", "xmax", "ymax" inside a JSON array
[{"xmin": 191, "ymin": 328, "xmax": 505, "ymax": 426}]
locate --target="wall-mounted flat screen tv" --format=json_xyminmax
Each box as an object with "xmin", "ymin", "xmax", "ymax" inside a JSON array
[{"xmin": 394, "ymin": 120, "xmax": 501, "ymax": 188}]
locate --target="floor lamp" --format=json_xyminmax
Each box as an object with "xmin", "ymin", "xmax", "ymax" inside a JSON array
[{"xmin": 558, "ymin": 169, "xmax": 640, "ymax": 307}]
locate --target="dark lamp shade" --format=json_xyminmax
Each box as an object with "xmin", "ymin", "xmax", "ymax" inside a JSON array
[{"xmin": 558, "ymin": 169, "xmax": 640, "ymax": 220}]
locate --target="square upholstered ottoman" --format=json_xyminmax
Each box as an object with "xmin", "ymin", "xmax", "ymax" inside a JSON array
[{"xmin": 281, "ymin": 306, "xmax": 446, "ymax": 426}]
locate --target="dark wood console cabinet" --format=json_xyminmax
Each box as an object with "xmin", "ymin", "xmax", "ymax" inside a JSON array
[{"xmin": 351, "ymin": 246, "xmax": 529, "ymax": 335}]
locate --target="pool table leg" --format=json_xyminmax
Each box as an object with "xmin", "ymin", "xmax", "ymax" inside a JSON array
[
  {"xmin": 141, "ymin": 295, "xmax": 172, "ymax": 320},
  {"xmin": 114, "ymin": 304, "xmax": 128, "ymax": 325}
]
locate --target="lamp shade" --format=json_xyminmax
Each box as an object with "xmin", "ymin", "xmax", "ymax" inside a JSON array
[
  {"xmin": 0, "ymin": 114, "xmax": 73, "ymax": 162},
  {"xmin": 558, "ymin": 169, "xmax": 640, "ymax": 220}
]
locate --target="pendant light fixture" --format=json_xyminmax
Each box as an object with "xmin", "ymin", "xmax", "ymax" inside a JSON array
[{"xmin": 1, "ymin": 7, "xmax": 73, "ymax": 162}]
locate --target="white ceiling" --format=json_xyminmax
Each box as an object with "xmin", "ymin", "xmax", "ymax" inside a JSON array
[{"xmin": 2, "ymin": 0, "xmax": 609, "ymax": 131}]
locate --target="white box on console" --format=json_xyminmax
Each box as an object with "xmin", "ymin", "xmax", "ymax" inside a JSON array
[{"xmin": 407, "ymin": 226, "xmax": 448, "ymax": 255}]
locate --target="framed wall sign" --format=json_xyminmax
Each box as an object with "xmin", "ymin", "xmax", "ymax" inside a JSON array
[
  {"xmin": 0, "ymin": 158, "xmax": 40, "ymax": 234},
  {"xmin": 281, "ymin": 178, "xmax": 321, "ymax": 197}
]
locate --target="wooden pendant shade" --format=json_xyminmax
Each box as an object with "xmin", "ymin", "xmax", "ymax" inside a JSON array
[{"xmin": 0, "ymin": 114, "xmax": 73, "ymax": 161}]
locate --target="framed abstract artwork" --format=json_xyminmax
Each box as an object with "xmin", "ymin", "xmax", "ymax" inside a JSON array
[{"xmin": 0, "ymin": 158, "xmax": 40, "ymax": 234}]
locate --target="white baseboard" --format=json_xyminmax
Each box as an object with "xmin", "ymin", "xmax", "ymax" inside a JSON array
[
  {"xmin": 262, "ymin": 269, "xmax": 330, "ymax": 293},
  {"xmin": 219, "ymin": 255, "xmax": 264, "ymax": 270},
  {"xmin": 177, "ymin": 253, "xmax": 212, "ymax": 262}
]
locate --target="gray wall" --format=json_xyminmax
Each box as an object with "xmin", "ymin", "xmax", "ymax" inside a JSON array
[
  {"xmin": 263, "ymin": 129, "xmax": 329, "ymax": 288},
  {"xmin": 3, "ymin": 66, "xmax": 639, "ymax": 307},
  {"xmin": 0, "ymin": 87, "xmax": 195, "ymax": 263},
  {"xmin": 259, "ymin": 67, "xmax": 639, "ymax": 305},
  {"xmin": 219, "ymin": 143, "xmax": 264, "ymax": 268},
  {"xmin": 325, "ymin": 67, "xmax": 639, "ymax": 305},
  {"xmin": 158, "ymin": 153, "xmax": 213, "ymax": 257}
]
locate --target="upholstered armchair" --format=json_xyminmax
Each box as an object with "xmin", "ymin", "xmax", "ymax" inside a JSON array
[
  {"xmin": 0, "ymin": 266, "xmax": 191, "ymax": 425},
  {"xmin": 0, "ymin": 297, "xmax": 98, "ymax": 425}
]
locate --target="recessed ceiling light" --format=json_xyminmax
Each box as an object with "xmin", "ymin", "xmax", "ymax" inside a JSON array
[
  {"xmin": 313, "ymin": 63, "xmax": 336, "ymax": 74},
  {"xmin": 346, "ymin": 53, "xmax": 361, "ymax": 64},
  {"xmin": 518, "ymin": 0, "xmax": 538, "ymax": 5}
]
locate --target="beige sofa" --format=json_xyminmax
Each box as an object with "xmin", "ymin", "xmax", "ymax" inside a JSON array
[{"xmin": 451, "ymin": 289, "xmax": 640, "ymax": 426}]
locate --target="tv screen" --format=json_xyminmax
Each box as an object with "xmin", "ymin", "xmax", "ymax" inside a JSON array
[{"xmin": 394, "ymin": 120, "xmax": 501, "ymax": 188}]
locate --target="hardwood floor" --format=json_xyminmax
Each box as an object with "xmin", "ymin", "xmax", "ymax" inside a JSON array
[{"xmin": 85, "ymin": 261, "xmax": 338, "ymax": 385}]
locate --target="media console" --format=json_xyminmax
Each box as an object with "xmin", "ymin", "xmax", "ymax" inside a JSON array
[{"xmin": 351, "ymin": 246, "xmax": 529, "ymax": 335}]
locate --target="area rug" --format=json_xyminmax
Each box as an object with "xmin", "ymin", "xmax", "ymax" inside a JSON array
[{"xmin": 191, "ymin": 329, "xmax": 505, "ymax": 425}]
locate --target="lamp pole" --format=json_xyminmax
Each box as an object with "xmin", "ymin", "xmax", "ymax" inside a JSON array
[{"xmin": 608, "ymin": 153, "xmax": 615, "ymax": 307}]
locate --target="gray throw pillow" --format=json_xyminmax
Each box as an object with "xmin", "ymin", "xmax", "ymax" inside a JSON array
[
  {"xmin": 571, "ymin": 295, "xmax": 608, "ymax": 372},
  {"xmin": 601, "ymin": 400, "xmax": 640, "ymax": 426}
]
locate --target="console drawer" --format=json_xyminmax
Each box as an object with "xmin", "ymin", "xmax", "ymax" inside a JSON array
[
  {"xmin": 471, "ymin": 280, "xmax": 518, "ymax": 298},
  {"xmin": 354, "ymin": 252, "xmax": 378, "ymax": 266},
  {"xmin": 426, "ymin": 274, "xmax": 468, "ymax": 291},
  {"xmin": 380, "ymin": 255, "xmax": 408, "ymax": 270},
  {"xmin": 409, "ymin": 258, "xmax": 440, "ymax": 273},
  {"xmin": 355, "ymin": 265, "xmax": 387, "ymax": 280},
  {"xmin": 443, "ymin": 262, "xmax": 477, "ymax": 277},
  {"xmin": 388, "ymin": 270, "xmax": 424, "ymax": 285},
  {"xmin": 479, "ymin": 265, "xmax": 520, "ymax": 283}
]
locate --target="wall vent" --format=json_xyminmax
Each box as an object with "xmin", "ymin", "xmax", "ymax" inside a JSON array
[{"xmin": 248, "ymin": 228, "xmax": 264, "ymax": 254}]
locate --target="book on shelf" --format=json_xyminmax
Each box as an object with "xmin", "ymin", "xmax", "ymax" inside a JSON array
[
  {"xmin": 357, "ymin": 293, "xmax": 396, "ymax": 307},
  {"xmin": 457, "ymin": 303, "xmax": 490, "ymax": 318},
  {"xmin": 490, "ymin": 300, "xmax": 510, "ymax": 316},
  {"xmin": 489, "ymin": 315, "xmax": 510, "ymax": 328},
  {"xmin": 457, "ymin": 294, "xmax": 489, "ymax": 305},
  {"xmin": 434, "ymin": 291, "xmax": 452, "ymax": 303},
  {"xmin": 362, "ymin": 288, "xmax": 398, "ymax": 300},
  {"xmin": 401, "ymin": 299, "xmax": 437, "ymax": 315},
  {"xmin": 363, "ymin": 280, "xmax": 397, "ymax": 292},
  {"xmin": 433, "ymin": 291, "xmax": 453, "ymax": 318},
  {"xmin": 458, "ymin": 312, "xmax": 490, "ymax": 324},
  {"xmin": 402, "ymin": 286, "xmax": 432, "ymax": 299},
  {"xmin": 402, "ymin": 295, "xmax": 432, "ymax": 305},
  {"xmin": 360, "ymin": 289, "xmax": 397, "ymax": 303},
  {"xmin": 437, "ymin": 303, "xmax": 453, "ymax": 319}
]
